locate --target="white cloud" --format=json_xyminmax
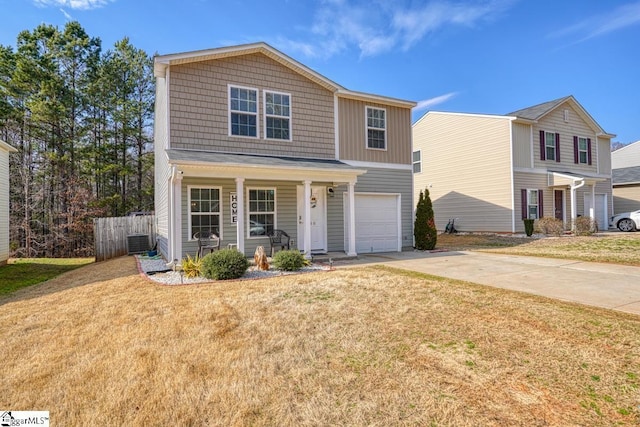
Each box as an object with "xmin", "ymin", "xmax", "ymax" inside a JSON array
[
  {"xmin": 549, "ymin": 1, "xmax": 640, "ymax": 43},
  {"xmin": 34, "ymin": 0, "xmax": 112, "ymax": 10},
  {"xmin": 284, "ymin": 0, "xmax": 515, "ymax": 59},
  {"xmin": 414, "ymin": 92, "xmax": 458, "ymax": 112},
  {"xmin": 59, "ymin": 8, "xmax": 74, "ymax": 20}
]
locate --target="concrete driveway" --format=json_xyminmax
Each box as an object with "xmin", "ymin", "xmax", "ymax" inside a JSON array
[{"xmin": 335, "ymin": 251, "xmax": 640, "ymax": 316}]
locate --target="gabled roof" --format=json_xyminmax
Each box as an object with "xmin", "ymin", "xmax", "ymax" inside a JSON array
[
  {"xmin": 612, "ymin": 166, "xmax": 640, "ymax": 185},
  {"xmin": 507, "ymin": 95, "xmax": 615, "ymax": 138},
  {"xmin": 154, "ymin": 42, "xmax": 415, "ymax": 109},
  {"xmin": 0, "ymin": 140, "xmax": 18, "ymax": 153}
]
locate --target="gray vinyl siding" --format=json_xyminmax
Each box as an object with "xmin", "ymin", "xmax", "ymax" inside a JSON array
[
  {"xmin": 169, "ymin": 53, "xmax": 335, "ymax": 159},
  {"xmin": 0, "ymin": 149, "xmax": 10, "ymax": 263},
  {"xmin": 512, "ymin": 122, "xmax": 532, "ymax": 168},
  {"xmin": 597, "ymin": 138, "xmax": 611, "ymax": 174},
  {"xmin": 613, "ymin": 185, "xmax": 640, "ymax": 213},
  {"xmin": 154, "ymin": 76, "xmax": 171, "ymax": 258}
]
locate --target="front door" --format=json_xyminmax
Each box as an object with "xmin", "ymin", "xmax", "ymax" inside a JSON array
[
  {"xmin": 296, "ymin": 186, "xmax": 327, "ymax": 253},
  {"xmin": 554, "ymin": 190, "xmax": 564, "ymax": 221}
]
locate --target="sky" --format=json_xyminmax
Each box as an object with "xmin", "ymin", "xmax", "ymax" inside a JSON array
[{"xmin": 2, "ymin": 0, "xmax": 639, "ymax": 144}]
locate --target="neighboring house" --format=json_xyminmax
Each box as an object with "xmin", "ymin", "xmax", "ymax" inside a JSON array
[
  {"xmin": 154, "ymin": 42, "xmax": 416, "ymax": 261},
  {"xmin": 612, "ymin": 140, "xmax": 640, "ymax": 213},
  {"xmin": 0, "ymin": 140, "xmax": 18, "ymax": 265},
  {"xmin": 412, "ymin": 96, "xmax": 614, "ymax": 233}
]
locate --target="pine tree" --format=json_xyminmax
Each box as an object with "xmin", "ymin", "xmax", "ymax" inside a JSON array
[{"xmin": 414, "ymin": 187, "xmax": 437, "ymax": 250}]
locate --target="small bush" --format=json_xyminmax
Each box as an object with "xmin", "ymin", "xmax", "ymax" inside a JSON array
[
  {"xmin": 574, "ymin": 216, "xmax": 597, "ymax": 236},
  {"xmin": 536, "ymin": 217, "xmax": 565, "ymax": 236},
  {"xmin": 201, "ymin": 249, "xmax": 249, "ymax": 280},
  {"xmin": 523, "ymin": 218, "xmax": 535, "ymax": 236},
  {"xmin": 181, "ymin": 254, "xmax": 202, "ymax": 278},
  {"xmin": 272, "ymin": 250, "xmax": 307, "ymax": 271}
]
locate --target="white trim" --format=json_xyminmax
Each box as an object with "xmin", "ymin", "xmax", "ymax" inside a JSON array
[
  {"xmin": 577, "ymin": 136, "xmax": 589, "ymax": 164},
  {"xmin": 334, "ymin": 94, "xmax": 340, "ymax": 159},
  {"xmin": 246, "ymin": 187, "xmax": 277, "ymax": 239},
  {"xmin": 263, "ymin": 89, "xmax": 292, "ymax": 142},
  {"xmin": 166, "ymin": 70, "xmax": 171, "ymax": 150},
  {"xmin": 544, "ymin": 131, "xmax": 557, "ymax": 161},
  {"xmin": 235, "ymin": 178, "xmax": 245, "ymax": 253},
  {"xmin": 413, "ymin": 110, "xmax": 516, "ymax": 127},
  {"xmin": 513, "ymin": 167, "xmax": 610, "ymax": 179},
  {"xmin": 553, "ymin": 189, "xmax": 567, "ymax": 224},
  {"xmin": 509, "ymin": 121, "xmax": 516, "ymax": 232},
  {"xmin": 228, "ymin": 84, "xmax": 259, "ymax": 139},
  {"xmin": 412, "ymin": 149, "xmax": 422, "ymax": 174},
  {"xmin": 526, "ymin": 189, "xmax": 540, "ymax": 219},
  {"xmin": 342, "ymin": 159, "xmax": 411, "ymax": 171},
  {"xmin": 187, "ymin": 185, "xmax": 223, "ymax": 241},
  {"xmin": 365, "ymin": 105, "xmax": 387, "ymax": 151},
  {"xmin": 347, "ymin": 192, "xmax": 402, "ymax": 253}
]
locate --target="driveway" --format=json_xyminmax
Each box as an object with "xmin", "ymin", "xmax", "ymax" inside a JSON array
[{"xmin": 335, "ymin": 251, "xmax": 640, "ymax": 316}]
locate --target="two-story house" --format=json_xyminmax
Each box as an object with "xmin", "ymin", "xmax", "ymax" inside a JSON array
[
  {"xmin": 412, "ymin": 96, "xmax": 614, "ymax": 233},
  {"xmin": 154, "ymin": 43, "xmax": 416, "ymax": 261}
]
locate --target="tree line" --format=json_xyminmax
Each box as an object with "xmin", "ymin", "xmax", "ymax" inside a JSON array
[{"xmin": 0, "ymin": 21, "xmax": 154, "ymax": 257}]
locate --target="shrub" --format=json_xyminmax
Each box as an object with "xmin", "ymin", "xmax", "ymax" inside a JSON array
[
  {"xmin": 573, "ymin": 216, "xmax": 597, "ymax": 236},
  {"xmin": 272, "ymin": 250, "xmax": 307, "ymax": 271},
  {"xmin": 536, "ymin": 217, "xmax": 565, "ymax": 236},
  {"xmin": 201, "ymin": 249, "xmax": 249, "ymax": 280},
  {"xmin": 523, "ymin": 218, "xmax": 535, "ymax": 236},
  {"xmin": 181, "ymin": 254, "xmax": 202, "ymax": 278},
  {"xmin": 414, "ymin": 187, "xmax": 437, "ymax": 250}
]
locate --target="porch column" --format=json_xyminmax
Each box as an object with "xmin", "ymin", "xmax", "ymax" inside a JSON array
[
  {"xmin": 172, "ymin": 170, "xmax": 183, "ymax": 262},
  {"xmin": 589, "ymin": 184, "xmax": 596, "ymax": 220},
  {"xmin": 347, "ymin": 180, "xmax": 357, "ymax": 256},
  {"xmin": 235, "ymin": 178, "xmax": 245, "ymax": 254},
  {"xmin": 303, "ymin": 180, "xmax": 312, "ymax": 259}
]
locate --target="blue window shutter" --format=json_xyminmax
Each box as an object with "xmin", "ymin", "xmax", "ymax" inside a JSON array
[
  {"xmin": 555, "ymin": 133, "xmax": 561, "ymax": 162},
  {"xmin": 539, "ymin": 131, "xmax": 546, "ymax": 161},
  {"xmin": 587, "ymin": 138, "xmax": 592, "ymax": 165}
]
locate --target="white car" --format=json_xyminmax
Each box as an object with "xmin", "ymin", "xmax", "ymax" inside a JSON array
[{"xmin": 610, "ymin": 210, "xmax": 640, "ymax": 232}]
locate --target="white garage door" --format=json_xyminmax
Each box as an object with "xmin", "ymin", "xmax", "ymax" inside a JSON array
[
  {"xmin": 354, "ymin": 194, "xmax": 400, "ymax": 253},
  {"xmin": 584, "ymin": 194, "xmax": 607, "ymax": 230}
]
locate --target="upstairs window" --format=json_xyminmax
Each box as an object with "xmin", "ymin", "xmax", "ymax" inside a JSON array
[
  {"xmin": 539, "ymin": 131, "xmax": 560, "ymax": 162},
  {"xmin": 412, "ymin": 150, "xmax": 422, "ymax": 173},
  {"xmin": 366, "ymin": 107, "xmax": 386, "ymax": 150},
  {"xmin": 264, "ymin": 91, "xmax": 291, "ymax": 140},
  {"xmin": 578, "ymin": 137, "xmax": 588, "ymax": 164},
  {"xmin": 229, "ymin": 85, "xmax": 258, "ymax": 138}
]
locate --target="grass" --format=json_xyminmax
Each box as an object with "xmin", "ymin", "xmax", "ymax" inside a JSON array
[
  {"xmin": 437, "ymin": 232, "xmax": 640, "ymax": 265},
  {"xmin": 0, "ymin": 258, "xmax": 94, "ymax": 296},
  {"xmin": 1, "ymin": 256, "xmax": 639, "ymax": 425}
]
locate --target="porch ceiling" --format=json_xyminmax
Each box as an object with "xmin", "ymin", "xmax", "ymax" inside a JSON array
[
  {"xmin": 547, "ymin": 171, "xmax": 607, "ymax": 187},
  {"xmin": 166, "ymin": 149, "xmax": 366, "ymax": 183}
]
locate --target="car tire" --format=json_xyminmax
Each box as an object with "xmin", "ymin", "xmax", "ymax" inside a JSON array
[{"xmin": 617, "ymin": 218, "xmax": 636, "ymax": 232}]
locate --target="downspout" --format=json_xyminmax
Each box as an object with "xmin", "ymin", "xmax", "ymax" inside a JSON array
[{"xmin": 570, "ymin": 178, "xmax": 585, "ymax": 231}]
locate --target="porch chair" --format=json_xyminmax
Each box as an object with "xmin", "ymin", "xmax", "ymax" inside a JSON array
[
  {"xmin": 267, "ymin": 229, "xmax": 290, "ymax": 257},
  {"xmin": 194, "ymin": 230, "xmax": 220, "ymax": 258}
]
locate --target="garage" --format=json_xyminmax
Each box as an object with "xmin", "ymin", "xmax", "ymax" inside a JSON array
[
  {"xmin": 584, "ymin": 194, "xmax": 608, "ymax": 231},
  {"xmin": 352, "ymin": 193, "xmax": 401, "ymax": 253}
]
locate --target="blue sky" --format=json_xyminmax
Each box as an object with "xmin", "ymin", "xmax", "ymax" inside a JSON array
[{"xmin": 2, "ymin": 0, "xmax": 640, "ymax": 143}]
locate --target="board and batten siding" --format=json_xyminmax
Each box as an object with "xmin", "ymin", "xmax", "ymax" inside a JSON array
[
  {"xmin": 0, "ymin": 147, "xmax": 10, "ymax": 264},
  {"xmin": 413, "ymin": 112, "xmax": 514, "ymax": 232},
  {"xmin": 532, "ymin": 103, "xmax": 610, "ymax": 175},
  {"xmin": 154, "ymin": 75, "xmax": 171, "ymax": 258},
  {"xmin": 613, "ymin": 185, "xmax": 640, "ymax": 213},
  {"xmin": 169, "ymin": 53, "xmax": 335, "ymax": 159},
  {"xmin": 511, "ymin": 122, "xmax": 532, "ymax": 168},
  {"xmin": 338, "ymin": 98, "xmax": 412, "ymax": 165}
]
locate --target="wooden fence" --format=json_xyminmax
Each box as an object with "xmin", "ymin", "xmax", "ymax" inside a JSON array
[{"xmin": 94, "ymin": 215, "xmax": 156, "ymax": 262}]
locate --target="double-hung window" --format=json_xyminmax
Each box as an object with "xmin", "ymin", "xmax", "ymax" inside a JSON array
[
  {"xmin": 189, "ymin": 187, "xmax": 221, "ymax": 239},
  {"xmin": 366, "ymin": 107, "xmax": 386, "ymax": 150},
  {"xmin": 527, "ymin": 189, "xmax": 539, "ymax": 219},
  {"xmin": 248, "ymin": 188, "xmax": 275, "ymax": 237},
  {"xmin": 229, "ymin": 85, "xmax": 258, "ymax": 137},
  {"xmin": 545, "ymin": 132, "xmax": 556, "ymax": 161},
  {"xmin": 264, "ymin": 91, "xmax": 291, "ymax": 140},
  {"xmin": 412, "ymin": 150, "xmax": 422, "ymax": 173},
  {"xmin": 577, "ymin": 137, "xmax": 588, "ymax": 164}
]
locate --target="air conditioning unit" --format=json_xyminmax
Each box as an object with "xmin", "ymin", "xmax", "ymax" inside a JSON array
[{"xmin": 127, "ymin": 234, "xmax": 150, "ymax": 255}]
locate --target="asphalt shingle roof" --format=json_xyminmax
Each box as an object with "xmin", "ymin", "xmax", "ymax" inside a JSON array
[
  {"xmin": 507, "ymin": 96, "xmax": 572, "ymax": 120},
  {"xmin": 612, "ymin": 166, "xmax": 640, "ymax": 185}
]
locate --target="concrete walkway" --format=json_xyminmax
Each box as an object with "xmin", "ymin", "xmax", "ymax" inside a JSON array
[{"xmin": 334, "ymin": 251, "xmax": 640, "ymax": 316}]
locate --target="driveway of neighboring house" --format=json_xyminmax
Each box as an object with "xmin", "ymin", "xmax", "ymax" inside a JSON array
[{"xmin": 335, "ymin": 251, "xmax": 640, "ymax": 316}]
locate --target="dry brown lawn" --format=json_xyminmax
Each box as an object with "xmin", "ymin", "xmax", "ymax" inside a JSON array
[
  {"xmin": 437, "ymin": 232, "xmax": 640, "ymax": 266},
  {"xmin": 2, "ymin": 256, "xmax": 640, "ymax": 426}
]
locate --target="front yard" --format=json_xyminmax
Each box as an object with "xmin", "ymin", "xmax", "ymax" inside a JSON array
[{"xmin": 1, "ymin": 256, "xmax": 639, "ymax": 425}]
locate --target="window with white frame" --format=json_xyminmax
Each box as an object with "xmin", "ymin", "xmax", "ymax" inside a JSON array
[
  {"xmin": 248, "ymin": 188, "xmax": 275, "ymax": 237},
  {"xmin": 189, "ymin": 187, "xmax": 221, "ymax": 239},
  {"xmin": 527, "ymin": 189, "xmax": 539, "ymax": 219},
  {"xmin": 412, "ymin": 150, "xmax": 421, "ymax": 173},
  {"xmin": 229, "ymin": 85, "xmax": 258, "ymax": 137},
  {"xmin": 578, "ymin": 137, "xmax": 588, "ymax": 164},
  {"xmin": 264, "ymin": 91, "xmax": 291, "ymax": 140},
  {"xmin": 545, "ymin": 131, "xmax": 556, "ymax": 161},
  {"xmin": 366, "ymin": 107, "xmax": 386, "ymax": 149}
]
